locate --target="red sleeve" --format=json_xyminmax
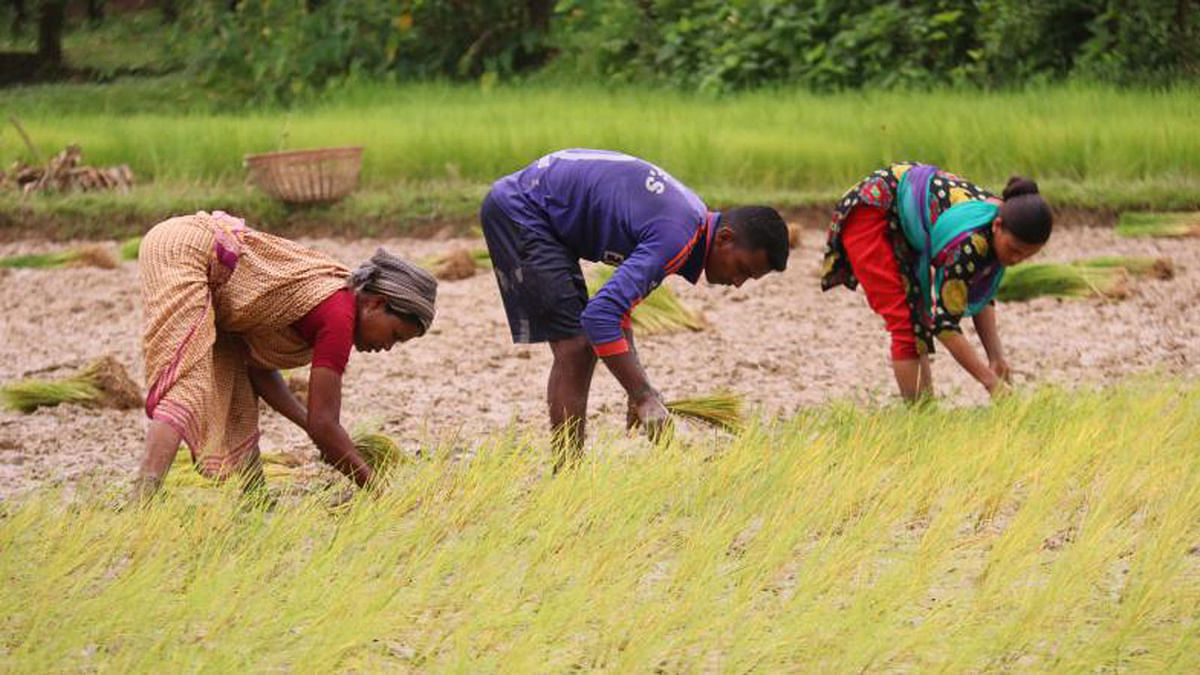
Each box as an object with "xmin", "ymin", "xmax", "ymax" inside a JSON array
[{"xmin": 291, "ymin": 289, "xmax": 356, "ymax": 374}]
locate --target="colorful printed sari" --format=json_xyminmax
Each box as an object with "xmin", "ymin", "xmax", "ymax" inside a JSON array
[
  {"xmin": 820, "ymin": 163, "xmax": 999, "ymax": 353},
  {"xmin": 140, "ymin": 211, "xmax": 349, "ymax": 478}
]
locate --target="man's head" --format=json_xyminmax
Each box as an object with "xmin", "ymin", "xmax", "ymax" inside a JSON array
[{"xmin": 704, "ymin": 206, "xmax": 790, "ymax": 287}]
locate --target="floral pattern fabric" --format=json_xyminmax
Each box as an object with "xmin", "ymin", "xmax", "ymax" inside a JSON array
[
  {"xmin": 820, "ymin": 162, "xmax": 996, "ymax": 353},
  {"xmin": 930, "ymin": 229, "xmax": 998, "ymax": 336}
]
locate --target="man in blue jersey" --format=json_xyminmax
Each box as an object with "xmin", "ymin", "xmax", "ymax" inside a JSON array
[{"xmin": 481, "ymin": 149, "xmax": 790, "ymax": 469}]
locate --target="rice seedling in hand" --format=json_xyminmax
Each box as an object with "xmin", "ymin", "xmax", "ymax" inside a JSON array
[
  {"xmin": 588, "ymin": 266, "xmax": 705, "ymax": 334},
  {"xmin": 1, "ymin": 355, "xmax": 141, "ymax": 413},
  {"xmin": 353, "ymin": 430, "xmax": 405, "ymax": 477},
  {"xmin": 1116, "ymin": 212, "xmax": 1200, "ymax": 238},
  {"xmin": 0, "ymin": 244, "xmax": 118, "ymax": 270},
  {"xmin": 664, "ymin": 391, "xmax": 745, "ymax": 433},
  {"xmin": 998, "ymin": 262, "xmax": 1131, "ymax": 302}
]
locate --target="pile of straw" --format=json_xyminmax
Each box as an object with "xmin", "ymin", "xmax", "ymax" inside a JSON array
[{"xmin": 428, "ymin": 247, "xmax": 492, "ymax": 280}]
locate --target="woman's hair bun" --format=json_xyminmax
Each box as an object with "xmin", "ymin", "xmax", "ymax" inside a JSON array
[{"xmin": 1003, "ymin": 175, "xmax": 1039, "ymax": 200}]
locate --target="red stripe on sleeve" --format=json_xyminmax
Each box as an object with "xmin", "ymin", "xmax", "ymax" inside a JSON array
[
  {"xmin": 663, "ymin": 221, "xmax": 706, "ymax": 275},
  {"xmin": 593, "ymin": 338, "xmax": 630, "ymax": 357}
]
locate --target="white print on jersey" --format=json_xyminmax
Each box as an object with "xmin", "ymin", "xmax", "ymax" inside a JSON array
[{"xmin": 535, "ymin": 149, "xmax": 683, "ymax": 198}]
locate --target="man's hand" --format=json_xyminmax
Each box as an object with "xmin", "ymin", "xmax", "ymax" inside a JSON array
[{"xmin": 630, "ymin": 387, "xmax": 671, "ymax": 441}]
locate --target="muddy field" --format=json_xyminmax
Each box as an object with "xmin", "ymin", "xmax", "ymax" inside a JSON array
[{"xmin": 1, "ymin": 224, "xmax": 1197, "ymax": 498}]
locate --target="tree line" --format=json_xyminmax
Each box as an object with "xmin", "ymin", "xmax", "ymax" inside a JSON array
[{"xmin": 4, "ymin": 0, "xmax": 1198, "ymax": 100}]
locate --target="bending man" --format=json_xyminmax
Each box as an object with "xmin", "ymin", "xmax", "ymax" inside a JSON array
[{"xmin": 481, "ymin": 149, "xmax": 789, "ymax": 468}]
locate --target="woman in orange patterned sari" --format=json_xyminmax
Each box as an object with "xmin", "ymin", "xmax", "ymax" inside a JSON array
[{"xmin": 132, "ymin": 211, "xmax": 437, "ymax": 500}]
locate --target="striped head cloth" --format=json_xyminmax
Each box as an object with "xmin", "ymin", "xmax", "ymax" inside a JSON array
[{"xmin": 347, "ymin": 248, "xmax": 438, "ymax": 333}]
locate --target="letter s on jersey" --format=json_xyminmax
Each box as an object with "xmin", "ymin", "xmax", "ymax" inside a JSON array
[{"xmin": 645, "ymin": 168, "xmax": 666, "ymax": 195}]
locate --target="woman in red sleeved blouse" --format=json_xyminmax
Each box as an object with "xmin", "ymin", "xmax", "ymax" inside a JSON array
[
  {"xmin": 820, "ymin": 164, "xmax": 1053, "ymax": 401},
  {"xmin": 132, "ymin": 211, "xmax": 438, "ymax": 501}
]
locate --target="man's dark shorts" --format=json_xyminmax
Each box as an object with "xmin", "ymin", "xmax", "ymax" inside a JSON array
[{"xmin": 480, "ymin": 192, "xmax": 588, "ymax": 343}]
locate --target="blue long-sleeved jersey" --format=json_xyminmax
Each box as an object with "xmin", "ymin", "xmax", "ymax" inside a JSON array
[{"xmin": 489, "ymin": 149, "xmax": 716, "ymax": 355}]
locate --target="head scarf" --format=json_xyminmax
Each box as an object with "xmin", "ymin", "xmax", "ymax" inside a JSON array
[{"xmin": 347, "ymin": 248, "xmax": 438, "ymax": 333}]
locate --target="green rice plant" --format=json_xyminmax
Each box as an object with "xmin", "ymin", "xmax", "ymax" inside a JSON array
[
  {"xmin": 588, "ymin": 265, "xmax": 706, "ymax": 334},
  {"xmin": 2, "ymin": 378, "xmax": 1198, "ymax": 670},
  {"xmin": 1116, "ymin": 212, "xmax": 1200, "ymax": 238},
  {"xmin": 0, "ymin": 356, "xmax": 140, "ymax": 413},
  {"xmin": 665, "ymin": 391, "xmax": 745, "ymax": 433},
  {"xmin": 998, "ymin": 262, "xmax": 1130, "ymax": 302},
  {"xmin": 0, "ymin": 243, "xmax": 118, "ymax": 270},
  {"xmin": 119, "ymin": 236, "xmax": 142, "ymax": 261}
]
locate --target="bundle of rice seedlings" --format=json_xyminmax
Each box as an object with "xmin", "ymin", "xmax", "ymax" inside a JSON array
[
  {"xmin": 0, "ymin": 379, "xmax": 99, "ymax": 413},
  {"xmin": 119, "ymin": 236, "xmax": 142, "ymax": 261},
  {"xmin": 0, "ymin": 355, "xmax": 142, "ymax": 413},
  {"xmin": 1077, "ymin": 255, "xmax": 1174, "ymax": 280},
  {"xmin": 353, "ymin": 431, "xmax": 404, "ymax": 476},
  {"xmin": 1116, "ymin": 212, "xmax": 1200, "ymax": 239},
  {"xmin": 664, "ymin": 391, "xmax": 745, "ymax": 433},
  {"xmin": 588, "ymin": 266, "xmax": 706, "ymax": 334},
  {"xmin": 428, "ymin": 247, "xmax": 492, "ymax": 280},
  {"xmin": 997, "ymin": 262, "xmax": 1130, "ymax": 303},
  {"xmin": 0, "ymin": 244, "xmax": 118, "ymax": 270}
]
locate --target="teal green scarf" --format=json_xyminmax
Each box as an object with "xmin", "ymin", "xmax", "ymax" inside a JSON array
[{"xmin": 897, "ymin": 165, "xmax": 1004, "ymax": 323}]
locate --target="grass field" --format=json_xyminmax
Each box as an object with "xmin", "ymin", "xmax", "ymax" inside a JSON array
[
  {"xmin": 8, "ymin": 80, "xmax": 1200, "ymax": 191},
  {"xmin": 6, "ymin": 79, "xmax": 1200, "ymax": 238},
  {"xmin": 3, "ymin": 379, "xmax": 1198, "ymax": 670}
]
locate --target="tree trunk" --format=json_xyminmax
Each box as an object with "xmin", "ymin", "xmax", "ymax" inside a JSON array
[
  {"xmin": 37, "ymin": 0, "xmax": 66, "ymax": 67},
  {"xmin": 1176, "ymin": 0, "xmax": 1197, "ymax": 75},
  {"xmin": 160, "ymin": 0, "xmax": 178, "ymax": 23},
  {"xmin": 527, "ymin": 0, "xmax": 552, "ymax": 33},
  {"xmin": 9, "ymin": 0, "xmax": 28, "ymax": 37},
  {"xmin": 86, "ymin": 0, "xmax": 104, "ymax": 24}
]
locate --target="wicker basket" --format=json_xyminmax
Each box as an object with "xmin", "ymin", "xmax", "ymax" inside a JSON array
[{"xmin": 243, "ymin": 146, "xmax": 363, "ymax": 205}]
